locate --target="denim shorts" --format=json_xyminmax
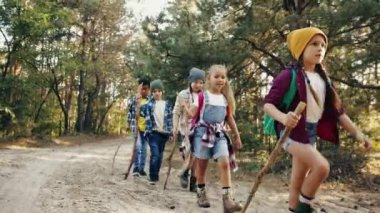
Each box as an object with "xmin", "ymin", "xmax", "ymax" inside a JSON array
[
  {"xmin": 282, "ymin": 122, "xmax": 318, "ymax": 152},
  {"xmin": 192, "ymin": 127, "xmax": 229, "ymax": 160}
]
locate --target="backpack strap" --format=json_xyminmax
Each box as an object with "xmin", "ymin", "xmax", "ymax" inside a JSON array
[
  {"xmin": 263, "ymin": 67, "xmax": 297, "ymax": 136},
  {"xmin": 197, "ymin": 91, "xmax": 204, "ymax": 120},
  {"xmin": 280, "ymin": 67, "xmax": 297, "ymax": 110},
  {"xmin": 191, "ymin": 91, "xmax": 231, "ymax": 127},
  {"xmin": 191, "ymin": 91, "xmax": 205, "ymax": 128}
]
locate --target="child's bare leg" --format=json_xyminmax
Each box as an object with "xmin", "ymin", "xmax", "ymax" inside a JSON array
[
  {"xmin": 196, "ymin": 159, "xmax": 209, "ymax": 184},
  {"xmin": 218, "ymin": 156, "xmax": 242, "ymax": 212},
  {"xmin": 301, "ymin": 153, "xmax": 329, "ymax": 196},
  {"xmin": 289, "ymin": 156, "xmax": 309, "ymax": 210},
  {"xmin": 288, "ymin": 143, "xmax": 330, "ymax": 201},
  {"xmin": 196, "ymin": 158, "xmax": 210, "ymax": 207},
  {"xmin": 217, "ymin": 156, "xmax": 231, "ymax": 187}
]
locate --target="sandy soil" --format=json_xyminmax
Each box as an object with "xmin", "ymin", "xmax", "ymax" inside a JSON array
[{"xmin": 0, "ymin": 136, "xmax": 378, "ymax": 213}]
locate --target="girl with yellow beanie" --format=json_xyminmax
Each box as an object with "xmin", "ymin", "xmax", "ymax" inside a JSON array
[{"xmin": 263, "ymin": 27, "xmax": 371, "ymax": 213}]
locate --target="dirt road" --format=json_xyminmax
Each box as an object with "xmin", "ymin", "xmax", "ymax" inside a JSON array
[{"xmin": 0, "ymin": 136, "xmax": 378, "ymax": 213}]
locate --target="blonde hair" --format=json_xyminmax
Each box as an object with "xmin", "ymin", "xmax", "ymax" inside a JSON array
[{"xmin": 206, "ymin": 65, "xmax": 236, "ymax": 115}]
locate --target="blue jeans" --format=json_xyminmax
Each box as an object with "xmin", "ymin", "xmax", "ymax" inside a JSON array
[
  {"xmin": 148, "ymin": 131, "xmax": 169, "ymax": 181},
  {"xmin": 133, "ymin": 131, "xmax": 147, "ymax": 172}
]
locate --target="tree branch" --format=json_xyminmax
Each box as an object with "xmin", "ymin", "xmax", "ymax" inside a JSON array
[
  {"xmin": 0, "ymin": 28, "xmax": 10, "ymax": 50},
  {"xmin": 236, "ymin": 37, "xmax": 286, "ymax": 69},
  {"xmin": 249, "ymin": 56, "xmax": 277, "ymax": 77},
  {"xmin": 331, "ymin": 19, "xmax": 380, "ymax": 37},
  {"xmin": 330, "ymin": 76, "xmax": 380, "ymax": 90},
  {"xmin": 165, "ymin": 49, "xmax": 184, "ymax": 60}
]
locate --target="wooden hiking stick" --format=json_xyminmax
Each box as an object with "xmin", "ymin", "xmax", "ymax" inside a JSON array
[
  {"xmin": 124, "ymin": 130, "xmax": 139, "ymax": 180},
  {"xmin": 124, "ymin": 89, "xmax": 143, "ymax": 180},
  {"xmin": 111, "ymin": 143, "xmax": 122, "ymax": 175},
  {"xmin": 241, "ymin": 102, "xmax": 306, "ymax": 213},
  {"xmin": 163, "ymin": 136, "xmax": 177, "ymax": 190}
]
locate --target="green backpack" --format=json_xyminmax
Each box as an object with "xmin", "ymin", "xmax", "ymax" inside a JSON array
[{"xmin": 263, "ymin": 67, "xmax": 297, "ymax": 136}]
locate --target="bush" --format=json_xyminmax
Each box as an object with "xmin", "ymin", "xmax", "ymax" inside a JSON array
[
  {"xmin": 321, "ymin": 142, "xmax": 368, "ymax": 181},
  {"xmin": 32, "ymin": 122, "xmax": 59, "ymax": 138},
  {"xmin": 270, "ymin": 140, "xmax": 369, "ymax": 182},
  {"xmin": 0, "ymin": 107, "xmax": 15, "ymax": 131},
  {"xmin": 238, "ymin": 121, "xmax": 263, "ymax": 153}
]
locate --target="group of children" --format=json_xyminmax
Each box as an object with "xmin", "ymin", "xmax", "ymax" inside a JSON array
[
  {"xmin": 126, "ymin": 27, "xmax": 371, "ymax": 213},
  {"xmin": 127, "ymin": 79, "xmax": 173, "ymax": 184}
]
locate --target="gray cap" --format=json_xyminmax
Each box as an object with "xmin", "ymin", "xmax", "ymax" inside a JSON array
[
  {"xmin": 150, "ymin": 79, "xmax": 164, "ymax": 91},
  {"xmin": 188, "ymin": 67, "xmax": 205, "ymax": 83}
]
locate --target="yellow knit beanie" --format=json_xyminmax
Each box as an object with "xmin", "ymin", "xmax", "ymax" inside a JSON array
[{"xmin": 287, "ymin": 27, "xmax": 328, "ymax": 60}]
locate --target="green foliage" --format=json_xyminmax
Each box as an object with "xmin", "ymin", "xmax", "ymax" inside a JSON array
[
  {"xmin": 123, "ymin": 0, "xmax": 379, "ymax": 181},
  {"xmin": 0, "ymin": 0, "xmax": 134, "ymax": 136},
  {"xmin": 271, "ymin": 141, "xmax": 369, "ymax": 182},
  {"xmin": 238, "ymin": 120, "xmax": 263, "ymax": 152},
  {"xmin": 322, "ymin": 142, "xmax": 368, "ymax": 182},
  {"xmin": 0, "ymin": 0, "xmax": 378, "ymax": 181},
  {"xmin": 126, "ymin": 0, "xmax": 379, "ymax": 151},
  {"xmin": 0, "ymin": 107, "xmax": 15, "ymax": 130},
  {"xmin": 31, "ymin": 121, "xmax": 59, "ymax": 138}
]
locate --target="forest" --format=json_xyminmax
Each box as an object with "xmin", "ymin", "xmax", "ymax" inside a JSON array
[{"xmin": 0, "ymin": 0, "xmax": 379, "ymax": 178}]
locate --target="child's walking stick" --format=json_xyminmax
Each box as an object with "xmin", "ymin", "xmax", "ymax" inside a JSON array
[
  {"xmin": 124, "ymin": 97, "xmax": 142, "ymax": 180},
  {"xmin": 241, "ymin": 102, "xmax": 306, "ymax": 213},
  {"xmin": 124, "ymin": 129, "xmax": 139, "ymax": 180},
  {"xmin": 163, "ymin": 136, "xmax": 177, "ymax": 190}
]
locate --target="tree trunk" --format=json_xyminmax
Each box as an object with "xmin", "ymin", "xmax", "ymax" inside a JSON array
[
  {"xmin": 76, "ymin": 69, "xmax": 85, "ymax": 132},
  {"xmin": 83, "ymin": 74, "xmax": 100, "ymax": 132},
  {"xmin": 63, "ymin": 75, "xmax": 74, "ymax": 134},
  {"xmin": 34, "ymin": 88, "xmax": 52, "ymax": 123},
  {"xmin": 83, "ymin": 93, "xmax": 94, "ymax": 132},
  {"xmin": 50, "ymin": 67, "xmax": 70, "ymax": 136},
  {"xmin": 76, "ymin": 25, "xmax": 88, "ymax": 132},
  {"xmin": 96, "ymin": 101, "xmax": 115, "ymax": 133}
]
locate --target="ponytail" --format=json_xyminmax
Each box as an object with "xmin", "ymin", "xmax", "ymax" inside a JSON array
[
  {"xmin": 315, "ymin": 64, "xmax": 342, "ymax": 111},
  {"xmin": 222, "ymin": 79, "xmax": 236, "ymax": 116},
  {"xmin": 297, "ymin": 57, "xmax": 342, "ymax": 111}
]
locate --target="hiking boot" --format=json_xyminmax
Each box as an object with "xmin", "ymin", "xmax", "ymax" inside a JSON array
[
  {"xmin": 149, "ymin": 177, "xmax": 158, "ymax": 185},
  {"xmin": 139, "ymin": 170, "xmax": 147, "ymax": 177},
  {"xmin": 295, "ymin": 202, "xmax": 315, "ymax": 213},
  {"xmin": 197, "ymin": 188, "xmax": 211, "ymax": 208},
  {"xmin": 222, "ymin": 191, "xmax": 242, "ymax": 213},
  {"xmin": 179, "ymin": 146, "xmax": 186, "ymax": 160},
  {"xmin": 149, "ymin": 180, "xmax": 157, "ymax": 185},
  {"xmin": 189, "ymin": 176, "xmax": 197, "ymax": 192},
  {"xmin": 132, "ymin": 167, "xmax": 139, "ymax": 177},
  {"xmin": 179, "ymin": 170, "xmax": 189, "ymax": 188}
]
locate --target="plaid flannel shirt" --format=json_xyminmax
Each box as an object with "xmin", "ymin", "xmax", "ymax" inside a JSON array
[
  {"xmin": 127, "ymin": 96, "xmax": 151, "ymax": 133},
  {"xmin": 142, "ymin": 99, "xmax": 173, "ymax": 135}
]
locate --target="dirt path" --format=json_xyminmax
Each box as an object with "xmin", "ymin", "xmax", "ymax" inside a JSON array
[{"xmin": 0, "ymin": 136, "xmax": 378, "ymax": 213}]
